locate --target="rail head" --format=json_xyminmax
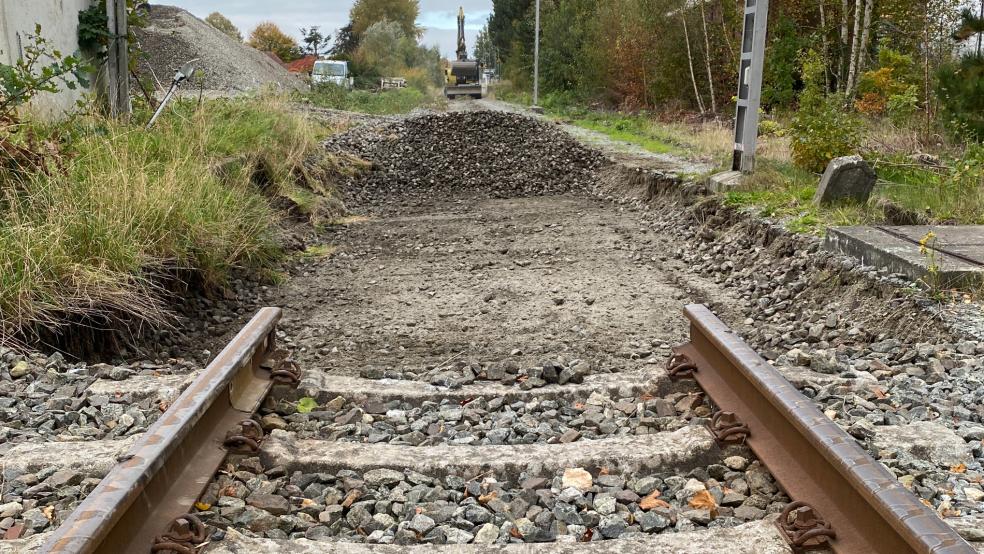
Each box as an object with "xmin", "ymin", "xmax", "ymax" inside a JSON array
[
  {"xmin": 681, "ymin": 304, "xmax": 974, "ymax": 554},
  {"xmin": 40, "ymin": 307, "xmax": 283, "ymax": 554}
]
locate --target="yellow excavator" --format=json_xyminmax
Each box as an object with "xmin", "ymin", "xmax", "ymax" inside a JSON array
[{"xmin": 444, "ymin": 7, "xmax": 483, "ymax": 99}]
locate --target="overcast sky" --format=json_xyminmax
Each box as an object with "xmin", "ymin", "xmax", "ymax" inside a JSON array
[{"xmin": 163, "ymin": 0, "xmax": 493, "ymax": 58}]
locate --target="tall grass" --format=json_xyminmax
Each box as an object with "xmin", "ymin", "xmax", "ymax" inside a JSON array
[{"xmin": 0, "ymin": 96, "xmax": 321, "ymax": 343}]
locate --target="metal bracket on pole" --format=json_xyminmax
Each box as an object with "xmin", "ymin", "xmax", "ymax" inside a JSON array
[{"xmin": 732, "ymin": 0, "xmax": 770, "ymax": 173}]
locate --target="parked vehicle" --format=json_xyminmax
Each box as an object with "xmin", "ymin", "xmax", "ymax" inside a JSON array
[
  {"xmin": 444, "ymin": 7, "xmax": 482, "ymax": 99},
  {"xmin": 312, "ymin": 60, "xmax": 353, "ymax": 88}
]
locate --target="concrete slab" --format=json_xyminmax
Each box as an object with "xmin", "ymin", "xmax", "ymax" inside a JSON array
[
  {"xmin": 206, "ymin": 518, "xmax": 792, "ymax": 553},
  {"xmin": 292, "ymin": 370, "xmax": 678, "ymax": 405},
  {"xmin": 705, "ymin": 170, "xmax": 744, "ymax": 193},
  {"xmin": 824, "ymin": 225, "xmax": 984, "ymax": 288},
  {"xmin": 260, "ymin": 426, "xmax": 718, "ymax": 481}
]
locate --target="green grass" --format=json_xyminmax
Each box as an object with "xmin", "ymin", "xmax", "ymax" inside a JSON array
[
  {"xmin": 570, "ymin": 116, "xmax": 681, "ymax": 155},
  {"xmin": 302, "ymin": 85, "xmax": 442, "ymax": 115},
  {"xmin": 0, "ymin": 96, "xmax": 325, "ymax": 341}
]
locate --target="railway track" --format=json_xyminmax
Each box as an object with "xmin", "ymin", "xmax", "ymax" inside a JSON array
[{"xmin": 28, "ymin": 304, "xmax": 974, "ymax": 554}]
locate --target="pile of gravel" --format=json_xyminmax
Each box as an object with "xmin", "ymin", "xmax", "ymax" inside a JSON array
[
  {"xmin": 133, "ymin": 5, "xmax": 303, "ymax": 93},
  {"xmin": 327, "ymin": 112, "xmax": 608, "ymax": 206},
  {"xmin": 275, "ymin": 389, "xmax": 710, "ymax": 446},
  {"xmin": 199, "ymin": 456, "xmax": 788, "ymax": 545}
]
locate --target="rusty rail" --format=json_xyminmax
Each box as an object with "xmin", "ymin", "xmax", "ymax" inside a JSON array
[
  {"xmin": 41, "ymin": 308, "xmax": 291, "ymax": 554},
  {"xmin": 673, "ymin": 304, "xmax": 974, "ymax": 554}
]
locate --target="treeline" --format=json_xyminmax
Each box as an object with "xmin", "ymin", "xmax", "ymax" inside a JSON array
[{"xmin": 484, "ymin": 0, "xmax": 982, "ymax": 141}]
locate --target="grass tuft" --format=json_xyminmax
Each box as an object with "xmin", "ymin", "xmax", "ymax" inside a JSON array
[{"xmin": 0, "ymin": 95, "xmax": 327, "ymax": 345}]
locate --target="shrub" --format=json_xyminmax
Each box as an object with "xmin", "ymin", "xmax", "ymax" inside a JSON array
[{"xmin": 790, "ymin": 94, "xmax": 863, "ymax": 173}]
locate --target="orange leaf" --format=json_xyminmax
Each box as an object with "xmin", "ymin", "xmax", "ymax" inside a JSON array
[
  {"xmin": 194, "ymin": 502, "xmax": 211, "ymax": 511},
  {"xmin": 640, "ymin": 492, "xmax": 670, "ymax": 511},
  {"xmin": 951, "ymin": 463, "xmax": 968, "ymax": 474},
  {"xmin": 509, "ymin": 526, "xmax": 524, "ymax": 539},
  {"xmin": 478, "ymin": 492, "xmax": 497, "ymax": 504},
  {"xmin": 688, "ymin": 490, "xmax": 719, "ymax": 516}
]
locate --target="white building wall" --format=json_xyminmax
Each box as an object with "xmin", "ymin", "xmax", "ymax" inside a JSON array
[{"xmin": 0, "ymin": 0, "xmax": 96, "ymax": 120}]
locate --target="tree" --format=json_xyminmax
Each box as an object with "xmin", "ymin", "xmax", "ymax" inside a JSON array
[
  {"xmin": 937, "ymin": 5, "xmax": 984, "ymax": 138},
  {"xmin": 330, "ymin": 23, "xmax": 359, "ymax": 57},
  {"xmin": 300, "ymin": 26, "xmax": 331, "ymax": 57},
  {"xmin": 350, "ymin": 0, "xmax": 421, "ymax": 40},
  {"xmin": 205, "ymin": 12, "xmax": 242, "ymax": 42},
  {"xmin": 247, "ymin": 22, "xmax": 301, "ymax": 62}
]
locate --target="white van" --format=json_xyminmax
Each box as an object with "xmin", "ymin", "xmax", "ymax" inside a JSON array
[{"xmin": 312, "ymin": 60, "xmax": 353, "ymax": 88}]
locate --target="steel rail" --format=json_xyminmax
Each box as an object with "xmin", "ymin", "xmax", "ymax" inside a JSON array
[
  {"xmin": 676, "ymin": 304, "xmax": 974, "ymax": 554},
  {"xmin": 41, "ymin": 307, "xmax": 285, "ymax": 554}
]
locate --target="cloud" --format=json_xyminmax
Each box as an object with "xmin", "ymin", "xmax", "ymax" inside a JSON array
[{"xmin": 163, "ymin": 0, "xmax": 492, "ymax": 58}]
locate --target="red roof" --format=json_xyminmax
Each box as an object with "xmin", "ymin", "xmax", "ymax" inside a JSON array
[{"xmin": 288, "ymin": 55, "xmax": 318, "ymax": 74}]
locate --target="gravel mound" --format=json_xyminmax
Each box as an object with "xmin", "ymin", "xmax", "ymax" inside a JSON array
[
  {"xmin": 134, "ymin": 5, "xmax": 303, "ymax": 93},
  {"xmin": 278, "ymin": 389, "xmax": 710, "ymax": 446},
  {"xmin": 199, "ymin": 455, "xmax": 787, "ymax": 544},
  {"xmin": 327, "ymin": 112, "xmax": 607, "ymax": 205}
]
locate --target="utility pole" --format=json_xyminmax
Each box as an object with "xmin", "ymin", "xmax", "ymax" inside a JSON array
[
  {"xmin": 731, "ymin": 0, "xmax": 769, "ymax": 173},
  {"xmin": 106, "ymin": 0, "xmax": 131, "ymax": 117},
  {"xmin": 532, "ymin": 0, "xmax": 541, "ymax": 111}
]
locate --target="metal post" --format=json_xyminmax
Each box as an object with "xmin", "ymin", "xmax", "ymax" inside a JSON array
[
  {"xmin": 533, "ymin": 0, "xmax": 540, "ymax": 107},
  {"xmin": 732, "ymin": 0, "xmax": 769, "ymax": 173}
]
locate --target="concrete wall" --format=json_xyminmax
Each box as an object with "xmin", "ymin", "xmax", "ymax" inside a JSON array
[{"xmin": 0, "ymin": 0, "xmax": 96, "ymax": 120}]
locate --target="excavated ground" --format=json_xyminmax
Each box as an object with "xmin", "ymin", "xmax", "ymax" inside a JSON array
[{"xmin": 6, "ymin": 104, "xmax": 984, "ymax": 550}]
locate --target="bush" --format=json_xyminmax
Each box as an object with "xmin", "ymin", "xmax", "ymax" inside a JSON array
[{"xmin": 790, "ymin": 94, "xmax": 863, "ymax": 173}]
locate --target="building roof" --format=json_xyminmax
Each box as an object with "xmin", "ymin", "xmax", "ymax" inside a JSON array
[{"xmin": 287, "ymin": 55, "xmax": 318, "ymax": 74}]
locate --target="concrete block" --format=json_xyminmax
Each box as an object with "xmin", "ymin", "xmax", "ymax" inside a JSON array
[
  {"xmin": 706, "ymin": 170, "xmax": 743, "ymax": 193},
  {"xmin": 813, "ymin": 155, "xmax": 876, "ymax": 205},
  {"xmin": 824, "ymin": 225, "xmax": 984, "ymax": 288}
]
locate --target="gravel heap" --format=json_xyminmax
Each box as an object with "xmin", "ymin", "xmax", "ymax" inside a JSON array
[
  {"xmin": 200, "ymin": 456, "xmax": 788, "ymax": 545},
  {"xmin": 327, "ymin": 112, "xmax": 608, "ymax": 206},
  {"xmin": 134, "ymin": 5, "xmax": 302, "ymax": 93},
  {"xmin": 275, "ymin": 389, "xmax": 710, "ymax": 446},
  {"xmin": 0, "ymin": 349, "xmax": 194, "ymax": 445},
  {"xmin": 360, "ymin": 356, "xmax": 597, "ymax": 390}
]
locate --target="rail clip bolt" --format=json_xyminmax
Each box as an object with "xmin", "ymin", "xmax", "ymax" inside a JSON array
[
  {"xmin": 707, "ymin": 411, "xmax": 751, "ymax": 445},
  {"xmin": 776, "ymin": 501, "xmax": 836, "ymax": 552},
  {"xmin": 666, "ymin": 351, "xmax": 697, "ymax": 379},
  {"xmin": 223, "ymin": 419, "xmax": 265, "ymax": 453},
  {"xmin": 152, "ymin": 513, "xmax": 207, "ymax": 554}
]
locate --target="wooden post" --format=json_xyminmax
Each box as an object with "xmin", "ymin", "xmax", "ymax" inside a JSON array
[
  {"xmin": 106, "ymin": 0, "xmax": 131, "ymax": 117},
  {"xmin": 115, "ymin": 0, "xmax": 130, "ymax": 116},
  {"xmin": 105, "ymin": 0, "xmax": 118, "ymax": 115}
]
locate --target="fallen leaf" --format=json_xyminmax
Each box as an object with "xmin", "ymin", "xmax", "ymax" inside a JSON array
[
  {"xmin": 194, "ymin": 502, "xmax": 211, "ymax": 511},
  {"xmin": 640, "ymin": 492, "xmax": 670, "ymax": 511},
  {"xmin": 951, "ymin": 463, "xmax": 967, "ymax": 474},
  {"xmin": 300, "ymin": 498, "xmax": 316, "ymax": 508},
  {"xmin": 581, "ymin": 528, "xmax": 593, "ymax": 542},
  {"xmin": 599, "ymin": 467, "xmax": 610, "ymax": 475},
  {"xmin": 296, "ymin": 397, "xmax": 317, "ymax": 414},
  {"xmin": 478, "ymin": 491, "xmax": 497, "ymax": 504},
  {"xmin": 42, "ymin": 506, "xmax": 54, "ymax": 520},
  {"xmin": 509, "ymin": 526, "xmax": 524, "ymax": 539},
  {"xmin": 688, "ymin": 490, "xmax": 719, "ymax": 515},
  {"xmin": 869, "ymin": 386, "xmax": 887, "ymax": 399}
]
